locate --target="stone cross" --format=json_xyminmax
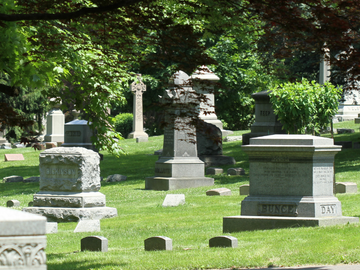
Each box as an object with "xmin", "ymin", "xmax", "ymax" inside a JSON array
[
  {"xmin": 128, "ymin": 74, "xmax": 148, "ymax": 140},
  {"xmin": 319, "ymin": 48, "xmax": 330, "ymax": 84}
]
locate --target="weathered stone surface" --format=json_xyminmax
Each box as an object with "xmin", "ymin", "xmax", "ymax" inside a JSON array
[
  {"xmin": 336, "ymin": 182, "xmax": 357, "ymax": 194},
  {"xmin": 337, "ymin": 128, "xmax": 355, "ymax": 134},
  {"xmin": 39, "ymin": 147, "xmax": 100, "ymax": 192},
  {"xmin": 206, "ymin": 167, "xmax": 223, "ymax": 175},
  {"xmin": 6, "ymin": 200, "xmax": 20, "ymax": 207},
  {"xmin": 3, "ymin": 175, "xmax": 23, "ymax": 183},
  {"xmin": 227, "ymin": 168, "xmax": 245, "ymax": 176},
  {"xmin": 106, "ymin": 174, "xmax": 127, "ymax": 182},
  {"xmin": 46, "ymin": 142, "xmax": 57, "ymax": 149},
  {"xmin": 74, "ymin": 220, "xmax": 100, "ymax": 233},
  {"xmin": 223, "ymin": 136, "xmax": 242, "ymax": 142},
  {"xmin": 4, "ymin": 154, "xmax": 24, "ymax": 161},
  {"xmin": 81, "ymin": 236, "xmax": 108, "ymax": 252},
  {"xmin": 46, "ymin": 222, "xmax": 58, "ymax": 234},
  {"xmin": 197, "ymin": 121, "xmax": 222, "ymax": 156},
  {"xmin": 144, "ymin": 236, "xmax": 172, "ymax": 251},
  {"xmin": 162, "ymin": 194, "xmax": 185, "ymax": 207},
  {"xmin": 209, "ymin": 236, "xmax": 238, "ymax": 248},
  {"xmin": 239, "ymin": 184, "xmax": 250, "ymax": 195},
  {"xmin": 24, "ymin": 176, "xmax": 40, "ymax": 183},
  {"xmin": 206, "ymin": 188, "xmax": 231, "ymax": 196},
  {"xmin": 136, "ymin": 136, "xmax": 148, "ymax": 143}
]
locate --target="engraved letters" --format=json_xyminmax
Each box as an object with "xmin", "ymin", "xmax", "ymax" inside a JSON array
[
  {"xmin": 321, "ymin": 204, "xmax": 336, "ymax": 215},
  {"xmin": 258, "ymin": 203, "xmax": 298, "ymax": 216}
]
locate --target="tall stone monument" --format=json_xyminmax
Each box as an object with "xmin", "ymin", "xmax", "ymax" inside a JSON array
[
  {"xmin": 44, "ymin": 99, "xmax": 64, "ymax": 143},
  {"xmin": 319, "ymin": 48, "xmax": 330, "ymax": 85},
  {"xmin": 145, "ymin": 71, "xmax": 214, "ymax": 190},
  {"xmin": 23, "ymin": 147, "xmax": 117, "ymax": 222},
  {"xmin": 127, "ymin": 74, "xmax": 149, "ymax": 140},
  {"xmin": 223, "ymin": 134, "xmax": 358, "ymax": 232}
]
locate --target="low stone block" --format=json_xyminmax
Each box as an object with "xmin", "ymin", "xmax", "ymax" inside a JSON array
[
  {"xmin": 6, "ymin": 199, "xmax": 20, "ymax": 207},
  {"xmin": 4, "ymin": 154, "xmax": 24, "ymax": 161},
  {"xmin": 81, "ymin": 236, "xmax": 108, "ymax": 252},
  {"xmin": 206, "ymin": 188, "xmax": 231, "ymax": 196},
  {"xmin": 337, "ymin": 128, "xmax": 355, "ymax": 134},
  {"xmin": 227, "ymin": 168, "xmax": 245, "ymax": 176},
  {"xmin": 162, "ymin": 194, "xmax": 185, "ymax": 207},
  {"xmin": 74, "ymin": 220, "xmax": 101, "ymax": 233},
  {"xmin": 223, "ymin": 136, "xmax": 242, "ymax": 142},
  {"xmin": 45, "ymin": 142, "xmax": 57, "ymax": 149},
  {"xmin": 144, "ymin": 236, "xmax": 172, "ymax": 251},
  {"xmin": 209, "ymin": 236, "xmax": 238, "ymax": 248},
  {"xmin": 14, "ymin": 143, "xmax": 25, "ymax": 148},
  {"xmin": 106, "ymin": 174, "xmax": 127, "ymax": 182},
  {"xmin": 206, "ymin": 167, "xmax": 223, "ymax": 175},
  {"xmin": 136, "ymin": 136, "xmax": 148, "ymax": 143},
  {"xmin": 239, "ymin": 184, "xmax": 250, "ymax": 195},
  {"xmin": 3, "ymin": 175, "xmax": 23, "ymax": 183},
  {"xmin": 336, "ymin": 182, "xmax": 357, "ymax": 194},
  {"xmin": 24, "ymin": 176, "xmax": 40, "ymax": 183},
  {"xmin": 46, "ymin": 222, "xmax": 58, "ymax": 234}
]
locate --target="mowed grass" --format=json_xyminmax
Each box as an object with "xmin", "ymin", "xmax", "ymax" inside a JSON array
[{"xmin": 1, "ymin": 127, "xmax": 360, "ymax": 269}]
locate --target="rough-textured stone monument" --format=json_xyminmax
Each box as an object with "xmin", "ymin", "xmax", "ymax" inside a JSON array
[
  {"xmin": 145, "ymin": 71, "xmax": 214, "ymax": 190},
  {"xmin": 23, "ymin": 147, "xmax": 117, "ymax": 222},
  {"xmin": 1, "ymin": 206, "xmax": 47, "ymax": 269},
  {"xmin": 127, "ymin": 74, "xmax": 148, "ymax": 140},
  {"xmin": 242, "ymin": 90, "xmax": 285, "ymax": 145},
  {"xmin": 61, "ymin": 119, "xmax": 97, "ymax": 152},
  {"xmin": 223, "ymin": 134, "xmax": 359, "ymax": 232},
  {"xmin": 44, "ymin": 100, "xmax": 64, "ymax": 143}
]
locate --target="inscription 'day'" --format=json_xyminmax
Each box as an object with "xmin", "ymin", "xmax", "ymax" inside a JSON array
[
  {"xmin": 258, "ymin": 204, "xmax": 298, "ymax": 216},
  {"xmin": 320, "ymin": 204, "xmax": 336, "ymax": 215}
]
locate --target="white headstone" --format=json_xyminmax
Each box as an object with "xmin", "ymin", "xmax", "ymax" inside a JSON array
[
  {"xmin": 74, "ymin": 220, "xmax": 100, "ymax": 233},
  {"xmin": 162, "ymin": 194, "xmax": 185, "ymax": 207}
]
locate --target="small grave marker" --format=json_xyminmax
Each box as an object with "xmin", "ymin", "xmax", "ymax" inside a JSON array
[
  {"xmin": 239, "ymin": 184, "xmax": 250, "ymax": 195},
  {"xmin": 162, "ymin": 194, "xmax": 185, "ymax": 207},
  {"xmin": 227, "ymin": 168, "xmax": 245, "ymax": 176},
  {"xmin": 144, "ymin": 236, "xmax": 172, "ymax": 251},
  {"xmin": 336, "ymin": 182, "xmax": 357, "ymax": 194},
  {"xmin": 46, "ymin": 222, "xmax": 58, "ymax": 234},
  {"xmin": 4, "ymin": 154, "xmax": 24, "ymax": 161},
  {"xmin": 74, "ymin": 220, "xmax": 100, "ymax": 233},
  {"xmin": 6, "ymin": 199, "xmax": 20, "ymax": 207},
  {"xmin": 206, "ymin": 167, "xmax": 223, "ymax": 175},
  {"xmin": 106, "ymin": 174, "xmax": 127, "ymax": 182},
  {"xmin": 209, "ymin": 236, "xmax": 238, "ymax": 248},
  {"xmin": 81, "ymin": 236, "xmax": 108, "ymax": 252},
  {"xmin": 206, "ymin": 188, "xmax": 231, "ymax": 196},
  {"xmin": 136, "ymin": 136, "xmax": 148, "ymax": 143},
  {"xmin": 3, "ymin": 175, "xmax": 23, "ymax": 183}
]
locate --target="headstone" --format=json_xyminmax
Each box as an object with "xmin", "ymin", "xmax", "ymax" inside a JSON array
[
  {"xmin": 223, "ymin": 136, "xmax": 242, "ymax": 142},
  {"xmin": 223, "ymin": 134, "xmax": 359, "ymax": 232},
  {"xmin": 206, "ymin": 167, "xmax": 223, "ymax": 175},
  {"xmin": 81, "ymin": 236, "xmax": 108, "ymax": 252},
  {"xmin": 206, "ymin": 188, "xmax": 231, "ymax": 196},
  {"xmin": 23, "ymin": 147, "xmax": 117, "ymax": 222},
  {"xmin": 1, "ymin": 145, "xmax": 12, "ymax": 149},
  {"xmin": 337, "ymin": 128, "xmax": 355, "ymax": 134},
  {"xmin": 319, "ymin": 47, "xmax": 330, "ymax": 85},
  {"xmin": 136, "ymin": 136, "xmax": 148, "ymax": 143},
  {"xmin": 239, "ymin": 184, "xmax": 250, "ymax": 195},
  {"xmin": 145, "ymin": 71, "xmax": 214, "ymax": 190},
  {"xmin": 74, "ymin": 220, "xmax": 100, "ymax": 233},
  {"xmin": 334, "ymin": 90, "xmax": 360, "ymax": 122},
  {"xmin": 14, "ymin": 143, "xmax": 25, "ymax": 148},
  {"xmin": 106, "ymin": 174, "xmax": 127, "ymax": 182},
  {"xmin": 209, "ymin": 236, "xmax": 238, "ymax": 248},
  {"xmin": 3, "ymin": 175, "xmax": 23, "ymax": 183},
  {"xmin": 0, "ymin": 207, "xmax": 47, "ymax": 269},
  {"xmin": 227, "ymin": 168, "xmax": 245, "ymax": 176},
  {"xmin": 46, "ymin": 222, "xmax": 58, "ymax": 234},
  {"xmin": 127, "ymin": 74, "xmax": 149, "ymax": 140},
  {"xmin": 24, "ymin": 176, "xmax": 40, "ymax": 183},
  {"xmin": 6, "ymin": 200, "xmax": 20, "ymax": 207},
  {"xmin": 61, "ymin": 119, "xmax": 97, "ymax": 152},
  {"xmin": 4, "ymin": 154, "xmax": 24, "ymax": 161},
  {"xmin": 162, "ymin": 194, "xmax": 185, "ymax": 207},
  {"xmin": 355, "ymin": 113, "xmax": 360, "ymax": 124},
  {"xmin": 144, "ymin": 236, "xmax": 172, "ymax": 251},
  {"xmin": 242, "ymin": 90, "xmax": 285, "ymax": 145},
  {"xmin": 44, "ymin": 100, "xmax": 65, "ymax": 143},
  {"xmin": 336, "ymin": 182, "xmax": 357, "ymax": 194}
]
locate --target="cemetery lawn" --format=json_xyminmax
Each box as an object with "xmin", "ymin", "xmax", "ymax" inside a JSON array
[{"xmin": 1, "ymin": 127, "xmax": 360, "ymax": 269}]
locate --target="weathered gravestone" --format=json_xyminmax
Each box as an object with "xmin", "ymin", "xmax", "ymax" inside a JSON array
[
  {"xmin": 44, "ymin": 100, "xmax": 64, "ymax": 144},
  {"xmin": 61, "ymin": 119, "xmax": 97, "ymax": 152},
  {"xmin": 23, "ymin": 147, "xmax": 117, "ymax": 222},
  {"xmin": 223, "ymin": 134, "xmax": 359, "ymax": 232},
  {"xmin": 74, "ymin": 220, "xmax": 100, "ymax": 233},
  {"xmin": 206, "ymin": 188, "xmax": 231, "ymax": 196},
  {"xmin": 6, "ymin": 200, "xmax": 20, "ymax": 207},
  {"xmin": 81, "ymin": 236, "xmax": 108, "ymax": 252},
  {"xmin": 128, "ymin": 74, "xmax": 149, "ymax": 140},
  {"xmin": 209, "ymin": 236, "xmax": 238, "ymax": 248},
  {"xmin": 242, "ymin": 90, "xmax": 285, "ymax": 145},
  {"xmin": 144, "ymin": 236, "xmax": 172, "ymax": 251},
  {"xmin": 162, "ymin": 194, "xmax": 185, "ymax": 207},
  {"xmin": 334, "ymin": 90, "xmax": 360, "ymax": 122},
  {"xmin": 336, "ymin": 182, "xmax": 357, "ymax": 194},
  {"xmin": 145, "ymin": 71, "xmax": 214, "ymax": 190},
  {"xmin": 1, "ymin": 206, "xmax": 47, "ymax": 269}
]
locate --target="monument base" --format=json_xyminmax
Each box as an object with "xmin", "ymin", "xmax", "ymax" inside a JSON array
[
  {"xmin": 22, "ymin": 206, "xmax": 118, "ymax": 222},
  {"xmin": 127, "ymin": 131, "xmax": 149, "ymax": 139},
  {"xmin": 199, "ymin": 155, "xmax": 236, "ymax": 167},
  {"xmin": 223, "ymin": 215, "xmax": 359, "ymax": 232},
  {"xmin": 145, "ymin": 177, "xmax": 214, "ymax": 191}
]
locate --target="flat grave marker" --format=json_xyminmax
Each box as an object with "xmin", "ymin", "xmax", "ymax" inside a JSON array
[{"xmin": 4, "ymin": 154, "xmax": 24, "ymax": 161}]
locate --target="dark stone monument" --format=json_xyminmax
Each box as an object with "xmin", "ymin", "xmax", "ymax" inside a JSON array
[
  {"xmin": 81, "ymin": 236, "xmax": 108, "ymax": 252},
  {"xmin": 144, "ymin": 236, "xmax": 172, "ymax": 251}
]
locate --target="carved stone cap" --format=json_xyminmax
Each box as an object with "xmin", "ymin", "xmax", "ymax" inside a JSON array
[
  {"xmin": 191, "ymin": 65, "xmax": 219, "ymax": 81},
  {"xmin": 40, "ymin": 147, "xmax": 97, "ymax": 155}
]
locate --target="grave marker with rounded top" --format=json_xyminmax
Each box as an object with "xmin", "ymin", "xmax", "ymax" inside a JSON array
[
  {"xmin": 206, "ymin": 167, "xmax": 223, "ymax": 175},
  {"xmin": 162, "ymin": 194, "xmax": 185, "ymax": 207},
  {"xmin": 209, "ymin": 236, "xmax": 238, "ymax": 248},
  {"xmin": 336, "ymin": 182, "xmax": 357, "ymax": 194},
  {"xmin": 81, "ymin": 236, "xmax": 108, "ymax": 252},
  {"xmin": 6, "ymin": 199, "xmax": 20, "ymax": 207},
  {"xmin": 239, "ymin": 184, "xmax": 250, "ymax": 196},
  {"xmin": 227, "ymin": 168, "xmax": 245, "ymax": 176},
  {"xmin": 144, "ymin": 236, "xmax": 172, "ymax": 251},
  {"xmin": 206, "ymin": 188, "xmax": 231, "ymax": 196}
]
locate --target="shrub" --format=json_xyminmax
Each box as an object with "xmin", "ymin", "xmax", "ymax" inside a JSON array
[{"xmin": 113, "ymin": 113, "xmax": 133, "ymax": 138}]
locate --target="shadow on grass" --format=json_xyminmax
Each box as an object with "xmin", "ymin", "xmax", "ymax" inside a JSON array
[
  {"xmin": 0, "ymin": 182, "xmax": 38, "ymax": 196},
  {"xmin": 0, "ymin": 165, "xmax": 40, "ymax": 179}
]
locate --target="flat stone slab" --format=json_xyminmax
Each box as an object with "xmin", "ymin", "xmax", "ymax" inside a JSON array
[
  {"xmin": 81, "ymin": 236, "xmax": 108, "ymax": 252},
  {"xmin": 24, "ymin": 176, "xmax": 40, "ymax": 183},
  {"xmin": 3, "ymin": 175, "xmax": 23, "ymax": 183},
  {"xmin": 239, "ymin": 184, "xmax": 250, "ymax": 195},
  {"xmin": 4, "ymin": 154, "xmax": 24, "ymax": 161},
  {"xmin": 22, "ymin": 206, "xmax": 117, "ymax": 222},
  {"xmin": 145, "ymin": 177, "xmax": 214, "ymax": 191},
  {"xmin": 336, "ymin": 182, "xmax": 357, "ymax": 194},
  {"xmin": 6, "ymin": 199, "xmax": 20, "ymax": 207},
  {"xmin": 74, "ymin": 220, "xmax": 100, "ymax": 233},
  {"xmin": 223, "ymin": 136, "xmax": 242, "ymax": 142},
  {"xmin": 227, "ymin": 168, "xmax": 245, "ymax": 176},
  {"xmin": 162, "ymin": 194, "xmax": 185, "ymax": 207},
  {"xmin": 46, "ymin": 222, "xmax": 58, "ymax": 234},
  {"xmin": 206, "ymin": 188, "xmax": 231, "ymax": 196},
  {"xmin": 209, "ymin": 236, "xmax": 238, "ymax": 248},
  {"xmin": 206, "ymin": 167, "xmax": 223, "ymax": 175},
  {"xmin": 223, "ymin": 216, "xmax": 359, "ymax": 232},
  {"xmin": 144, "ymin": 236, "xmax": 172, "ymax": 251},
  {"xmin": 337, "ymin": 128, "xmax": 355, "ymax": 134},
  {"xmin": 106, "ymin": 174, "xmax": 127, "ymax": 182},
  {"xmin": 136, "ymin": 136, "xmax": 148, "ymax": 143}
]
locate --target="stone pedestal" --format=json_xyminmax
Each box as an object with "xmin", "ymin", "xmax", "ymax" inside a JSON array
[
  {"xmin": 223, "ymin": 134, "xmax": 358, "ymax": 232},
  {"xmin": 44, "ymin": 107, "xmax": 64, "ymax": 143},
  {"xmin": 128, "ymin": 74, "xmax": 149, "ymax": 140},
  {"xmin": 145, "ymin": 71, "xmax": 214, "ymax": 190},
  {"xmin": 242, "ymin": 90, "xmax": 285, "ymax": 145},
  {"xmin": 23, "ymin": 147, "xmax": 117, "ymax": 222},
  {"xmin": 0, "ymin": 207, "xmax": 47, "ymax": 269},
  {"xmin": 61, "ymin": 119, "xmax": 97, "ymax": 152}
]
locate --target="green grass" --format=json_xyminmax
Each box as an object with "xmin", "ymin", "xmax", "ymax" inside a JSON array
[{"xmin": 1, "ymin": 124, "xmax": 360, "ymax": 269}]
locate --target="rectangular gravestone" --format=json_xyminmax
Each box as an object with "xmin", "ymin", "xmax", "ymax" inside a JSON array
[
  {"xmin": 162, "ymin": 194, "xmax": 185, "ymax": 207},
  {"xmin": 4, "ymin": 154, "xmax": 24, "ymax": 161}
]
